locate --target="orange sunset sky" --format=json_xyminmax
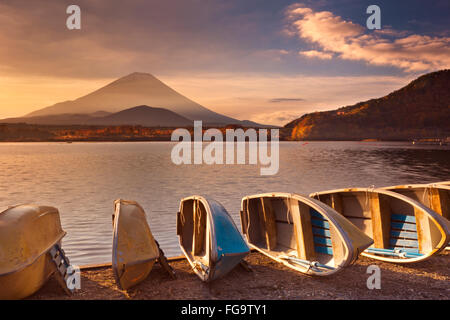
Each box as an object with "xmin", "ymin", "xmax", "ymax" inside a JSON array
[{"xmin": 0, "ymin": 1, "xmax": 448, "ymax": 125}]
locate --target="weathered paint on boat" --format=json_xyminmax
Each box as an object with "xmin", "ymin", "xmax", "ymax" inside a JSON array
[
  {"xmin": 177, "ymin": 196, "xmax": 250, "ymax": 282},
  {"xmin": 240, "ymin": 193, "xmax": 373, "ymax": 276},
  {"xmin": 310, "ymin": 188, "xmax": 450, "ymax": 263},
  {"xmin": 112, "ymin": 199, "xmax": 160, "ymax": 290},
  {"xmin": 0, "ymin": 205, "xmax": 66, "ymax": 299}
]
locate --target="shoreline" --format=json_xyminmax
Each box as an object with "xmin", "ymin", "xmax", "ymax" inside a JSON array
[
  {"xmin": 2, "ymin": 123, "xmax": 448, "ymax": 143},
  {"xmin": 0, "ymin": 139, "xmax": 436, "ymax": 143},
  {"xmin": 29, "ymin": 251, "xmax": 449, "ymax": 300}
]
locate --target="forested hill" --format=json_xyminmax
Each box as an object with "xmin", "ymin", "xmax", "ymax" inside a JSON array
[{"xmin": 285, "ymin": 70, "xmax": 450, "ymax": 140}]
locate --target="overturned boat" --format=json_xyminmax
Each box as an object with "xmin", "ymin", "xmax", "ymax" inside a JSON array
[
  {"xmin": 112, "ymin": 199, "xmax": 174, "ymax": 290},
  {"xmin": 240, "ymin": 193, "xmax": 373, "ymax": 276},
  {"xmin": 0, "ymin": 205, "xmax": 73, "ymax": 299},
  {"xmin": 177, "ymin": 196, "xmax": 250, "ymax": 282},
  {"xmin": 311, "ymin": 188, "xmax": 450, "ymax": 263}
]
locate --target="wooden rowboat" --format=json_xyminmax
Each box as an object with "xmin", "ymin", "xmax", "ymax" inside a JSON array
[
  {"xmin": 310, "ymin": 188, "xmax": 450, "ymax": 263},
  {"xmin": 0, "ymin": 205, "xmax": 72, "ymax": 299},
  {"xmin": 112, "ymin": 199, "xmax": 174, "ymax": 290},
  {"xmin": 435, "ymin": 181, "xmax": 450, "ymax": 187},
  {"xmin": 239, "ymin": 193, "xmax": 373, "ymax": 276},
  {"xmin": 176, "ymin": 196, "xmax": 250, "ymax": 282}
]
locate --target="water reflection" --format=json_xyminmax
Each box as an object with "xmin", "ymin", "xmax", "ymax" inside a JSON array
[{"xmin": 0, "ymin": 141, "xmax": 448, "ymax": 264}]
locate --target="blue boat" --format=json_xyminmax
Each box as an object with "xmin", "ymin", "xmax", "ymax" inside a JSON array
[{"xmin": 176, "ymin": 196, "xmax": 250, "ymax": 282}]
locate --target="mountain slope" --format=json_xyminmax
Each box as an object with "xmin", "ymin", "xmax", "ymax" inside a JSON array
[
  {"xmin": 2, "ymin": 106, "xmax": 192, "ymax": 127},
  {"xmin": 0, "ymin": 113, "xmax": 102, "ymax": 125},
  {"xmin": 285, "ymin": 69, "xmax": 450, "ymax": 140},
  {"xmin": 26, "ymin": 72, "xmax": 240, "ymax": 125},
  {"xmin": 87, "ymin": 105, "xmax": 192, "ymax": 127}
]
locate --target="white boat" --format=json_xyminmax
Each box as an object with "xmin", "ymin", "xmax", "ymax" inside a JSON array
[
  {"xmin": 310, "ymin": 188, "xmax": 450, "ymax": 263},
  {"xmin": 240, "ymin": 193, "xmax": 373, "ymax": 276}
]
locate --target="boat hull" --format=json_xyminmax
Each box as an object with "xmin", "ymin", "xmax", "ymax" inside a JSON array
[
  {"xmin": 310, "ymin": 188, "xmax": 450, "ymax": 263},
  {"xmin": 0, "ymin": 205, "xmax": 66, "ymax": 299},
  {"xmin": 240, "ymin": 193, "xmax": 373, "ymax": 276},
  {"xmin": 0, "ymin": 249, "xmax": 57, "ymax": 300},
  {"xmin": 112, "ymin": 200, "xmax": 160, "ymax": 290}
]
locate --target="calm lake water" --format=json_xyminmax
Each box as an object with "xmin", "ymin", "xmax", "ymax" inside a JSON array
[{"xmin": 0, "ymin": 141, "xmax": 449, "ymax": 265}]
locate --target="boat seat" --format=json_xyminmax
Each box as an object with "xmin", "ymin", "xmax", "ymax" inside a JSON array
[
  {"xmin": 310, "ymin": 209, "xmax": 333, "ymax": 255},
  {"xmin": 389, "ymin": 213, "xmax": 420, "ymax": 253},
  {"xmin": 260, "ymin": 198, "xmax": 277, "ymax": 251},
  {"xmin": 367, "ymin": 213, "xmax": 424, "ymax": 258}
]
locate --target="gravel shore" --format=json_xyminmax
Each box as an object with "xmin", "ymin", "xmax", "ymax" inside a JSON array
[{"xmin": 29, "ymin": 251, "xmax": 449, "ymax": 300}]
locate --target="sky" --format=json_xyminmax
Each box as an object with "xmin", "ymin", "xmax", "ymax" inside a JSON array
[{"xmin": 0, "ymin": 0, "xmax": 449, "ymax": 125}]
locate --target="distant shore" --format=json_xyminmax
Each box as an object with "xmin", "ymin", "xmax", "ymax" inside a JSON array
[
  {"xmin": 0, "ymin": 123, "xmax": 290, "ymax": 142},
  {"xmin": 2, "ymin": 123, "xmax": 449, "ymax": 143}
]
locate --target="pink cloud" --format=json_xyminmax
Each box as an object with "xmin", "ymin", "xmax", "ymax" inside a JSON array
[
  {"xmin": 286, "ymin": 5, "xmax": 450, "ymax": 72},
  {"xmin": 299, "ymin": 50, "xmax": 333, "ymax": 60}
]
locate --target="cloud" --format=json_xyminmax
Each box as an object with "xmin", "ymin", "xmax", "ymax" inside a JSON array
[
  {"xmin": 249, "ymin": 49, "xmax": 290, "ymax": 62},
  {"xmin": 251, "ymin": 110, "xmax": 304, "ymax": 125},
  {"xmin": 269, "ymin": 98, "xmax": 305, "ymax": 103},
  {"xmin": 299, "ymin": 50, "xmax": 333, "ymax": 60},
  {"xmin": 286, "ymin": 4, "xmax": 450, "ymax": 72}
]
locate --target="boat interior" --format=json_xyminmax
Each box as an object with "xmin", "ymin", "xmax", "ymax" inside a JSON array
[
  {"xmin": 313, "ymin": 191, "xmax": 443, "ymax": 259},
  {"xmin": 387, "ymin": 186, "xmax": 450, "ymax": 220},
  {"xmin": 241, "ymin": 196, "xmax": 347, "ymax": 271},
  {"xmin": 178, "ymin": 198, "xmax": 210, "ymax": 269}
]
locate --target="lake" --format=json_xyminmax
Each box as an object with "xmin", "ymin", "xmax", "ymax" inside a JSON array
[{"xmin": 0, "ymin": 141, "xmax": 449, "ymax": 265}]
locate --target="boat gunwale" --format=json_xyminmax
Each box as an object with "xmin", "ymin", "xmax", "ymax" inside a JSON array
[{"xmin": 383, "ymin": 183, "xmax": 450, "ymax": 192}]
